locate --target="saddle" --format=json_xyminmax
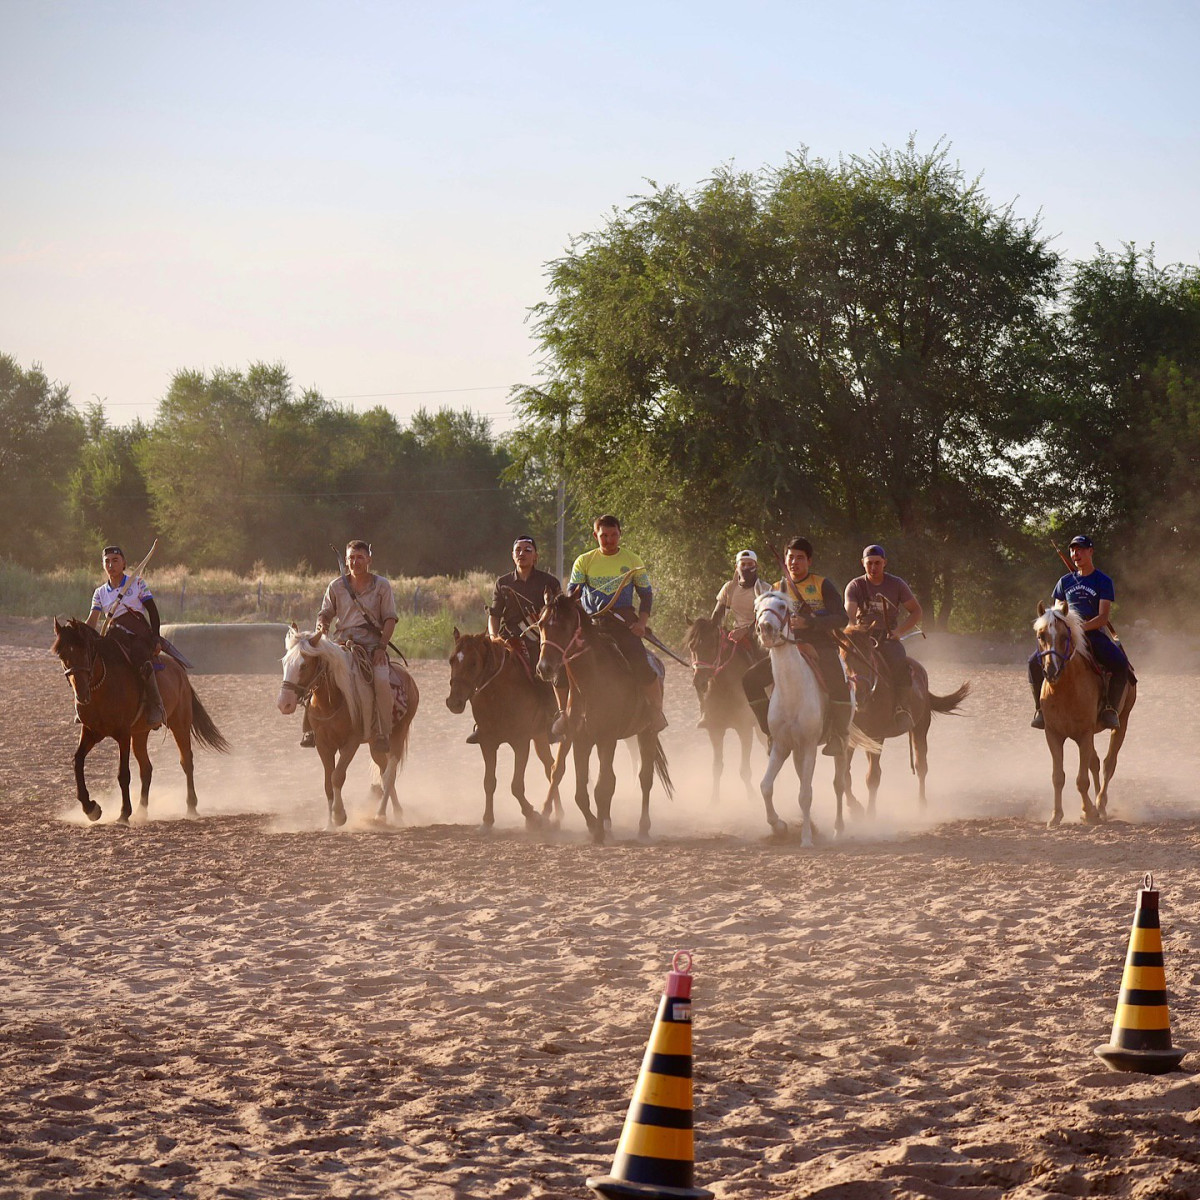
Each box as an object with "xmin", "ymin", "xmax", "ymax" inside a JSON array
[
  {"xmin": 795, "ymin": 642, "xmax": 828, "ymax": 693},
  {"xmin": 340, "ymin": 641, "xmax": 410, "ymax": 727}
]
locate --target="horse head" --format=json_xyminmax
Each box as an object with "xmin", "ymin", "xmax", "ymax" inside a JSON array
[
  {"xmin": 446, "ymin": 627, "xmax": 492, "ymax": 713},
  {"xmin": 684, "ymin": 616, "xmax": 725, "ymax": 699},
  {"xmin": 535, "ymin": 590, "xmax": 585, "ymax": 682},
  {"xmin": 52, "ymin": 617, "xmax": 103, "ymax": 705},
  {"xmin": 1033, "ymin": 601, "xmax": 1087, "ymax": 682},
  {"xmin": 278, "ymin": 624, "xmax": 327, "ymax": 714},
  {"xmin": 754, "ymin": 591, "xmax": 793, "ymax": 649}
]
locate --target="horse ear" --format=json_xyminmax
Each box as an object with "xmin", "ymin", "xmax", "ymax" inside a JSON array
[
  {"xmin": 311, "ymin": 630, "xmax": 323, "ymax": 646},
  {"xmin": 290, "ymin": 620, "xmax": 298, "ymax": 631},
  {"xmin": 53, "ymin": 616, "xmax": 63, "ymax": 633},
  {"xmin": 453, "ymin": 626, "xmax": 460, "ymax": 641},
  {"xmin": 1055, "ymin": 600, "xmax": 1068, "ymax": 615},
  {"xmin": 1037, "ymin": 601, "xmax": 1046, "ymax": 616}
]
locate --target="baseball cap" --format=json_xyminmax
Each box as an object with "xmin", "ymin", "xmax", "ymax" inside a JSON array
[
  {"xmin": 1068, "ymin": 535, "xmax": 1093, "ymax": 549},
  {"xmin": 862, "ymin": 544, "xmax": 887, "ymax": 559},
  {"xmin": 735, "ymin": 549, "xmax": 757, "ymax": 563}
]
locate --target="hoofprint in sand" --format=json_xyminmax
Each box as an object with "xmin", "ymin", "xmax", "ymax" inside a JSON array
[{"xmin": 2, "ymin": 616, "xmax": 1199, "ymax": 1199}]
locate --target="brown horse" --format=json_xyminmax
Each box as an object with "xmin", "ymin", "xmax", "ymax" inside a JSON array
[
  {"xmin": 535, "ymin": 592, "xmax": 672, "ymax": 844},
  {"xmin": 683, "ymin": 617, "xmax": 762, "ymax": 804},
  {"xmin": 837, "ymin": 626, "xmax": 970, "ymax": 817},
  {"xmin": 51, "ymin": 617, "xmax": 230, "ymax": 823},
  {"xmin": 277, "ymin": 627, "xmax": 419, "ymax": 827},
  {"xmin": 445, "ymin": 629, "xmax": 565, "ymax": 829},
  {"xmin": 1033, "ymin": 601, "xmax": 1135, "ymax": 827}
]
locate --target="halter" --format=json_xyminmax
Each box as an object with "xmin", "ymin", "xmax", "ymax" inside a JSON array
[
  {"xmin": 691, "ymin": 627, "xmax": 740, "ymax": 679},
  {"xmin": 456, "ymin": 637, "xmax": 515, "ymax": 701},
  {"xmin": 1039, "ymin": 611, "xmax": 1076, "ymax": 672},
  {"xmin": 61, "ymin": 636, "xmax": 107, "ymax": 697},
  {"xmin": 538, "ymin": 611, "xmax": 591, "ymax": 683},
  {"xmin": 755, "ymin": 598, "xmax": 798, "ymax": 647},
  {"xmin": 280, "ymin": 654, "xmax": 328, "ymax": 708}
]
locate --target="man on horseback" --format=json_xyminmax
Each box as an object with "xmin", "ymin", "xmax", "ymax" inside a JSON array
[
  {"xmin": 311, "ymin": 540, "xmax": 398, "ymax": 755},
  {"xmin": 844, "ymin": 544, "xmax": 924, "ymax": 732},
  {"xmin": 711, "ymin": 549, "xmax": 770, "ymax": 646},
  {"xmin": 86, "ymin": 545, "xmax": 165, "ymax": 729},
  {"xmin": 463, "ymin": 535, "xmax": 565, "ymax": 745},
  {"xmin": 741, "ymin": 536, "xmax": 852, "ymax": 755},
  {"xmin": 567, "ymin": 514, "xmax": 668, "ymax": 734},
  {"xmin": 1030, "ymin": 535, "xmax": 1130, "ymax": 732}
]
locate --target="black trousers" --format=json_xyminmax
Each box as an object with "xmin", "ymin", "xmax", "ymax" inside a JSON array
[
  {"xmin": 600, "ymin": 612, "xmax": 656, "ymax": 684},
  {"xmin": 742, "ymin": 642, "xmax": 849, "ymax": 703},
  {"xmin": 1029, "ymin": 631, "xmax": 1130, "ymax": 700}
]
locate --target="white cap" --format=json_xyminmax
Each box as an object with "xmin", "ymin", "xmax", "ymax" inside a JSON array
[{"xmin": 735, "ymin": 549, "xmax": 757, "ymax": 563}]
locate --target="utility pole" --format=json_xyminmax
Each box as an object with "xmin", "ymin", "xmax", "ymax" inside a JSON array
[{"xmin": 555, "ymin": 409, "xmax": 566, "ymax": 584}]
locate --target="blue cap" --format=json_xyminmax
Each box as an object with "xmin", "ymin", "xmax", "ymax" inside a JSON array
[{"xmin": 862, "ymin": 544, "xmax": 887, "ymax": 559}]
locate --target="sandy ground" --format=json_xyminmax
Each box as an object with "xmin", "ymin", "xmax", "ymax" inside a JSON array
[{"xmin": 2, "ymin": 616, "xmax": 1200, "ymax": 1199}]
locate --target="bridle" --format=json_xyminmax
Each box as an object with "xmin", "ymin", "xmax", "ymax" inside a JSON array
[
  {"xmin": 538, "ymin": 608, "xmax": 591, "ymax": 681},
  {"xmin": 755, "ymin": 598, "xmax": 797, "ymax": 648},
  {"xmin": 690, "ymin": 627, "xmax": 739, "ymax": 681},
  {"xmin": 1038, "ymin": 611, "xmax": 1076, "ymax": 677},
  {"xmin": 452, "ymin": 637, "xmax": 512, "ymax": 702},
  {"xmin": 60, "ymin": 636, "xmax": 106, "ymax": 699},
  {"xmin": 280, "ymin": 651, "xmax": 328, "ymax": 708}
]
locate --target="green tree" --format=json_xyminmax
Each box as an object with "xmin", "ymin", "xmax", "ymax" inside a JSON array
[
  {"xmin": 0, "ymin": 353, "xmax": 85, "ymax": 564},
  {"xmin": 520, "ymin": 142, "xmax": 1061, "ymax": 626}
]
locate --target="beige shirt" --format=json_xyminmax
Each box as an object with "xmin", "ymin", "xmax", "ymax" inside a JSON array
[
  {"xmin": 715, "ymin": 576, "xmax": 769, "ymax": 631},
  {"xmin": 318, "ymin": 574, "xmax": 398, "ymax": 647}
]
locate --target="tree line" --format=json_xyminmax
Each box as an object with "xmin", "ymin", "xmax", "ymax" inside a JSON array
[{"xmin": 5, "ymin": 140, "xmax": 1199, "ymax": 630}]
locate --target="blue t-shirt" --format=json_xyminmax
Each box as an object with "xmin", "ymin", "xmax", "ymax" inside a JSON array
[{"xmin": 1052, "ymin": 570, "xmax": 1115, "ymax": 623}]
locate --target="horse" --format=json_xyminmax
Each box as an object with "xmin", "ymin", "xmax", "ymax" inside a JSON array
[
  {"xmin": 836, "ymin": 625, "xmax": 970, "ymax": 816},
  {"xmin": 683, "ymin": 617, "xmax": 762, "ymax": 804},
  {"xmin": 1033, "ymin": 601, "xmax": 1135, "ymax": 827},
  {"xmin": 752, "ymin": 592, "xmax": 872, "ymax": 844},
  {"xmin": 51, "ymin": 617, "xmax": 230, "ymax": 823},
  {"xmin": 277, "ymin": 627, "xmax": 419, "ymax": 827},
  {"xmin": 445, "ymin": 628, "xmax": 566, "ymax": 830},
  {"xmin": 534, "ymin": 591, "xmax": 672, "ymax": 844}
]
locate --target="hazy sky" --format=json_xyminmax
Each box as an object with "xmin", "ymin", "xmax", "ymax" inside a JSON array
[{"xmin": 3, "ymin": 1, "xmax": 1197, "ymax": 433}]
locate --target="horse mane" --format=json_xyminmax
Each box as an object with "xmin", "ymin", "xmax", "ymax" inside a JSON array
[
  {"xmin": 683, "ymin": 616, "xmax": 719, "ymax": 656},
  {"xmin": 283, "ymin": 629, "xmax": 363, "ymax": 725},
  {"xmin": 1034, "ymin": 604, "xmax": 1094, "ymax": 666}
]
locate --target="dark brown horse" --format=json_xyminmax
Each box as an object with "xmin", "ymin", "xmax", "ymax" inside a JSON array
[
  {"xmin": 51, "ymin": 617, "xmax": 230, "ymax": 823},
  {"xmin": 446, "ymin": 629, "xmax": 566, "ymax": 829},
  {"xmin": 534, "ymin": 592, "xmax": 672, "ymax": 844},
  {"xmin": 277, "ymin": 627, "xmax": 419, "ymax": 827},
  {"xmin": 684, "ymin": 617, "xmax": 763, "ymax": 804},
  {"xmin": 837, "ymin": 625, "xmax": 970, "ymax": 817}
]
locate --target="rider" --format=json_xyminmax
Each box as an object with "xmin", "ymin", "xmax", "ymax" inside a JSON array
[
  {"xmin": 741, "ymin": 536, "xmax": 852, "ymax": 755},
  {"xmin": 309, "ymin": 540, "xmax": 398, "ymax": 755},
  {"xmin": 86, "ymin": 544, "xmax": 165, "ymax": 729},
  {"xmin": 463, "ymin": 535, "xmax": 565, "ymax": 745},
  {"xmin": 843, "ymin": 544, "xmax": 924, "ymax": 732},
  {"xmin": 1029, "ymin": 534, "xmax": 1130, "ymax": 731},
  {"xmin": 567, "ymin": 514, "xmax": 668, "ymax": 734},
  {"xmin": 711, "ymin": 549, "xmax": 770, "ymax": 645}
]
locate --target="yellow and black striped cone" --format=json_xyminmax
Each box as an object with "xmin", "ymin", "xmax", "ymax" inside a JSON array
[
  {"xmin": 587, "ymin": 951, "xmax": 713, "ymax": 1200},
  {"xmin": 1094, "ymin": 873, "xmax": 1185, "ymax": 1074}
]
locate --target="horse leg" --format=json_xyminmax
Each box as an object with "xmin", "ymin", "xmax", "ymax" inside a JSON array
[
  {"xmin": 479, "ymin": 741, "xmax": 498, "ymax": 830},
  {"xmin": 509, "ymin": 740, "xmax": 542, "ymax": 829},
  {"xmin": 1096, "ymin": 711, "xmax": 1131, "ymax": 821},
  {"xmin": 913, "ymin": 721, "xmax": 930, "ymax": 810},
  {"xmin": 842, "ymin": 745, "xmax": 864, "ymax": 818},
  {"xmin": 866, "ymin": 751, "xmax": 882, "ymax": 819},
  {"xmin": 132, "ymin": 730, "xmax": 152, "ymax": 816},
  {"xmin": 707, "ymin": 727, "xmax": 724, "ymax": 806},
  {"xmin": 1077, "ymin": 734, "xmax": 1100, "ymax": 824},
  {"xmin": 1046, "ymin": 732, "xmax": 1066, "ymax": 828},
  {"xmin": 115, "ymin": 732, "xmax": 133, "ymax": 825},
  {"xmin": 317, "ymin": 742, "xmax": 337, "ymax": 825},
  {"xmin": 795, "ymin": 744, "xmax": 819, "ymax": 846},
  {"xmin": 759, "ymin": 741, "xmax": 789, "ymax": 836},
  {"xmin": 636, "ymin": 731, "xmax": 655, "ymax": 839},
  {"xmin": 596, "ymin": 742, "xmax": 619, "ymax": 840},
  {"xmin": 74, "ymin": 727, "xmax": 105, "ymax": 821},
  {"xmin": 372, "ymin": 748, "xmax": 395, "ymax": 823},
  {"xmin": 738, "ymin": 724, "xmax": 755, "ymax": 803},
  {"xmin": 330, "ymin": 742, "xmax": 358, "ymax": 827},
  {"xmin": 572, "ymin": 740, "xmax": 599, "ymax": 840}
]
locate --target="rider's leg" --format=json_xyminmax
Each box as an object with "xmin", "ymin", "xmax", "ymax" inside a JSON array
[
  {"xmin": 371, "ymin": 658, "xmax": 393, "ymax": 753},
  {"xmin": 881, "ymin": 639, "xmax": 913, "ymax": 731},
  {"xmin": 300, "ymin": 703, "xmax": 316, "ymax": 748},
  {"xmin": 139, "ymin": 660, "xmax": 165, "ymax": 729},
  {"xmin": 1028, "ymin": 652, "xmax": 1046, "ymax": 729},
  {"xmin": 819, "ymin": 647, "xmax": 852, "ymax": 756},
  {"xmin": 741, "ymin": 655, "xmax": 773, "ymax": 737},
  {"xmin": 1088, "ymin": 633, "xmax": 1129, "ymax": 730}
]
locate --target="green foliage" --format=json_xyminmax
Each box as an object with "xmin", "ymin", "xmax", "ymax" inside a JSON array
[{"xmin": 0, "ymin": 354, "xmax": 85, "ymax": 564}]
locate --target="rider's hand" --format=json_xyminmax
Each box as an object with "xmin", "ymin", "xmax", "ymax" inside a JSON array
[
  {"xmin": 630, "ymin": 618, "xmax": 647, "ymax": 638},
  {"xmin": 372, "ymin": 647, "xmax": 387, "ymax": 667},
  {"xmin": 790, "ymin": 613, "xmax": 809, "ymax": 632}
]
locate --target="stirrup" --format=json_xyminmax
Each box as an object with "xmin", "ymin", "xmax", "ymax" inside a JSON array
[
  {"xmin": 300, "ymin": 730, "xmax": 317, "ymax": 748},
  {"xmin": 370, "ymin": 735, "xmax": 391, "ymax": 755},
  {"xmin": 465, "ymin": 727, "xmax": 481, "ymax": 745},
  {"xmin": 1030, "ymin": 710, "xmax": 1045, "ymax": 730},
  {"xmin": 893, "ymin": 706, "xmax": 913, "ymax": 732},
  {"xmin": 1099, "ymin": 707, "xmax": 1120, "ymax": 730}
]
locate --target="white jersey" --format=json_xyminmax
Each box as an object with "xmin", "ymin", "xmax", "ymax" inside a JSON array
[{"xmin": 91, "ymin": 574, "xmax": 154, "ymax": 622}]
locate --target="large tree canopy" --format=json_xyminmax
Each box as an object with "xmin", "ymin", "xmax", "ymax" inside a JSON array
[{"xmin": 518, "ymin": 143, "xmax": 1061, "ymax": 625}]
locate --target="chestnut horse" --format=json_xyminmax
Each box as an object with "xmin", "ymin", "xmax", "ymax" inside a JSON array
[
  {"xmin": 684, "ymin": 617, "xmax": 762, "ymax": 804},
  {"xmin": 1033, "ymin": 601, "xmax": 1135, "ymax": 827},
  {"xmin": 51, "ymin": 617, "xmax": 230, "ymax": 823},
  {"xmin": 446, "ymin": 629, "xmax": 566, "ymax": 829},
  {"xmin": 277, "ymin": 627, "xmax": 419, "ymax": 827},
  {"xmin": 534, "ymin": 592, "xmax": 672, "ymax": 844},
  {"xmin": 837, "ymin": 626, "xmax": 970, "ymax": 817}
]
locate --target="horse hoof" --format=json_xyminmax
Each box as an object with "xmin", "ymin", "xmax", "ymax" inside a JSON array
[
  {"xmin": 846, "ymin": 799, "xmax": 865, "ymax": 818},
  {"xmin": 1083, "ymin": 812, "xmax": 1101, "ymax": 826},
  {"xmin": 83, "ymin": 802, "xmax": 102, "ymax": 822},
  {"xmin": 478, "ymin": 822, "xmax": 495, "ymax": 834},
  {"xmin": 1047, "ymin": 814, "xmax": 1063, "ymax": 829},
  {"xmin": 590, "ymin": 827, "xmax": 606, "ymax": 846},
  {"xmin": 523, "ymin": 811, "xmax": 543, "ymax": 831},
  {"xmin": 116, "ymin": 814, "xmax": 130, "ymax": 827},
  {"xmin": 332, "ymin": 810, "xmax": 347, "ymax": 828},
  {"xmin": 769, "ymin": 819, "xmax": 788, "ymax": 838}
]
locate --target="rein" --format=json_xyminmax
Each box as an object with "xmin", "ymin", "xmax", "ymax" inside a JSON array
[
  {"xmin": 691, "ymin": 628, "xmax": 739, "ymax": 678},
  {"xmin": 1039, "ymin": 614, "xmax": 1076, "ymax": 672},
  {"xmin": 62, "ymin": 637, "xmax": 107, "ymax": 698},
  {"xmin": 281, "ymin": 655, "xmax": 331, "ymax": 710}
]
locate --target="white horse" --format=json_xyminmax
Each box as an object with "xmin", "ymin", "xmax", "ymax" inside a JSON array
[
  {"xmin": 277, "ymin": 628, "xmax": 417, "ymax": 827},
  {"xmin": 754, "ymin": 591, "xmax": 867, "ymax": 845}
]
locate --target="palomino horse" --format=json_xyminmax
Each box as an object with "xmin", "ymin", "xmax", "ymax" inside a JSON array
[
  {"xmin": 1033, "ymin": 601, "xmax": 1135, "ymax": 827},
  {"xmin": 684, "ymin": 617, "xmax": 762, "ymax": 804},
  {"xmin": 837, "ymin": 626, "xmax": 970, "ymax": 816},
  {"xmin": 753, "ymin": 592, "xmax": 872, "ymax": 844},
  {"xmin": 535, "ymin": 592, "xmax": 672, "ymax": 844},
  {"xmin": 446, "ymin": 629, "xmax": 566, "ymax": 829},
  {"xmin": 277, "ymin": 627, "xmax": 419, "ymax": 827},
  {"xmin": 51, "ymin": 617, "xmax": 230, "ymax": 823}
]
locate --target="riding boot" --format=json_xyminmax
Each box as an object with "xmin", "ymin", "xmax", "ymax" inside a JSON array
[
  {"xmin": 465, "ymin": 724, "xmax": 481, "ymax": 745},
  {"xmin": 1100, "ymin": 674, "xmax": 1124, "ymax": 731},
  {"xmin": 140, "ymin": 661, "xmax": 165, "ymax": 730},
  {"xmin": 893, "ymin": 679, "xmax": 914, "ymax": 732},
  {"xmin": 300, "ymin": 705, "xmax": 316, "ymax": 748},
  {"xmin": 822, "ymin": 700, "xmax": 853, "ymax": 756},
  {"xmin": 1029, "ymin": 673, "xmax": 1045, "ymax": 729},
  {"xmin": 642, "ymin": 681, "xmax": 668, "ymax": 734},
  {"xmin": 748, "ymin": 695, "xmax": 771, "ymax": 738}
]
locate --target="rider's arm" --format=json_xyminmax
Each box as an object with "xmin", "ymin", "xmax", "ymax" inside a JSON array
[
  {"xmin": 86, "ymin": 609, "xmax": 101, "ymax": 630},
  {"xmin": 805, "ymin": 578, "xmax": 850, "ymax": 637},
  {"xmin": 711, "ymin": 601, "xmax": 728, "ymax": 624},
  {"xmin": 1082, "ymin": 598, "xmax": 1112, "ymax": 633},
  {"xmin": 891, "ymin": 595, "xmax": 923, "ymax": 639},
  {"xmin": 144, "ymin": 597, "xmax": 162, "ymax": 638},
  {"xmin": 315, "ymin": 582, "xmax": 336, "ymax": 634},
  {"xmin": 843, "ymin": 581, "xmax": 861, "ymax": 626}
]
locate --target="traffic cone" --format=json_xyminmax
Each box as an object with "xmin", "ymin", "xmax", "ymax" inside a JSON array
[
  {"xmin": 587, "ymin": 951, "xmax": 713, "ymax": 1200},
  {"xmin": 1094, "ymin": 873, "xmax": 1185, "ymax": 1074}
]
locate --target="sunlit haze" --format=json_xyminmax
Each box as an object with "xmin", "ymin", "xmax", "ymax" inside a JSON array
[{"xmin": 3, "ymin": 1, "xmax": 1197, "ymax": 434}]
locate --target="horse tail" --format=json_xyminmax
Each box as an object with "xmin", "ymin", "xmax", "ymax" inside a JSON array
[
  {"xmin": 928, "ymin": 680, "xmax": 971, "ymax": 716},
  {"xmin": 650, "ymin": 734, "xmax": 674, "ymax": 799},
  {"xmin": 189, "ymin": 686, "xmax": 232, "ymax": 753}
]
